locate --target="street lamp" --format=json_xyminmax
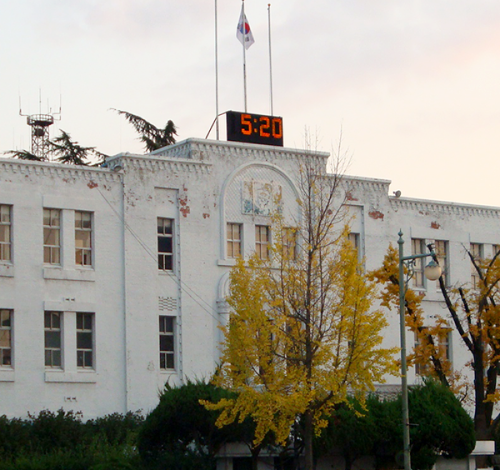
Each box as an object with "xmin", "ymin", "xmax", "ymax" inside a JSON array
[{"xmin": 398, "ymin": 231, "xmax": 442, "ymax": 470}]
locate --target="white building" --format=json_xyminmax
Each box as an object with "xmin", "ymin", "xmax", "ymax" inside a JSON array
[{"xmin": 1, "ymin": 137, "xmax": 499, "ymax": 419}]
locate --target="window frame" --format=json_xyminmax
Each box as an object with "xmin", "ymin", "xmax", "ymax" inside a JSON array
[
  {"xmin": 227, "ymin": 223, "xmax": 242, "ymax": 259},
  {"xmin": 43, "ymin": 208, "xmax": 61, "ymax": 265},
  {"xmin": 470, "ymin": 243, "xmax": 483, "ymax": 289},
  {"xmin": 76, "ymin": 312, "xmax": 94, "ymax": 369},
  {"xmin": 159, "ymin": 315, "xmax": 175, "ymax": 370},
  {"xmin": 411, "ymin": 238, "xmax": 426, "ymax": 288},
  {"xmin": 282, "ymin": 227, "xmax": 297, "ymax": 260},
  {"xmin": 44, "ymin": 311, "xmax": 62, "ymax": 369},
  {"xmin": 0, "ymin": 205, "xmax": 12, "ymax": 263},
  {"xmin": 434, "ymin": 239, "xmax": 449, "ymax": 286},
  {"xmin": 255, "ymin": 225, "xmax": 271, "ymax": 260},
  {"xmin": 0, "ymin": 309, "xmax": 13, "ymax": 367},
  {"xmin": 158, "ymin": 218, "xmax": 174, "ymax": 271},
  {"xmin": 75, "ymin": 211, "xmax": 93, "ymax": 267}
]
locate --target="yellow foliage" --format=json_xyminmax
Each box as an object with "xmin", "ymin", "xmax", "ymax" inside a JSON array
[{"xmin": 207, "ymin": 225, "xmax": 397, "ymax": 447}]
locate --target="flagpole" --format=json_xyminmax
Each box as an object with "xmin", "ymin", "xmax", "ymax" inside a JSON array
[
  {"xmin": 268, "ymin": 3, "xmax": 274, "ymax": 116},
  {"xmin": 242, "ymin": 0, "xmax": 248, "ymax": 112},
  {"xmin": 215, "ymin": 0, "xmax": 220, "ymax": 139}
]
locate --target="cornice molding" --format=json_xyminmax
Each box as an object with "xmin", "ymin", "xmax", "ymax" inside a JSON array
[
  {"xmin": 117, "ymin": 155, "xmax": 213, "ymax": 175},
  {"xmin": 150, "ymin": 138, "xmax": 330, "ymax": 165},
  {"xmin": 0, "ymin": 158, "xmax": 121, "ymax": 183},
  {"xmin": 342, "ymin": 175, "xmax": 392, "ymax": 194},
  {"xmin": 390, "ymin": 197, "xmax": 500, "ymax": 218}
]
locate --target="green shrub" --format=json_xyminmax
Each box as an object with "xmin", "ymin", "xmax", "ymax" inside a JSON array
[
  {"xmin": 85, "ymin": 411, "xmax": 144, "ymax": 447},
  {"xmin": 0, "ymin": 415, "xmax": 32, "ymax": 457}
]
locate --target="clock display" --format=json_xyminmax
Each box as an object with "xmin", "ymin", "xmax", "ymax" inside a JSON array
[{"xmin": 226, "ymin": 111, "xmax": 283, "ymax": 147}]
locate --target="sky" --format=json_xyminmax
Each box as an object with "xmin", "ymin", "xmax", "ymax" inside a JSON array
[{"xmin": 1, "ymin": 1, "xmax": 500, "ymax": 207}]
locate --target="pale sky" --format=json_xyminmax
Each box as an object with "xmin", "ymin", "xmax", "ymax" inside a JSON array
[{"xmin": 1, "ymin": 1, "xmax": 500, "ymax": 207}]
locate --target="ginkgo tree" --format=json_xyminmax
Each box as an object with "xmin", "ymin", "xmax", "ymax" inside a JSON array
[
  {"xmin": 204, "ymin": 159, "xmax": 397, "ymax": 470},
  {"xmin": 370, "ymin": 244, "xmax": 500, "ymax": 440}
]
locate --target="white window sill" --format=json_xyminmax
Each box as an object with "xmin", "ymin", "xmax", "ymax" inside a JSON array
[
  {"xmin": 0, "ymin": 264, "xmax": 14, "ymax": 277},
  {"xmin": 45, "ymin": 371, "xmax": 97, "ymax": 383},
  {"xmin": 159, "ymin": 369, "xmax": 176, "ymax": 374},
  {"xmin": 217, "ymin": 259, "xmax": 237, "ymax": 267},
  {"xmin": 43, "ymin": 267, "xmax": 95, "ymax": 282},
  {"xmin": 0, "ymin": 369, "xmax": 15, "ymax": 382}
]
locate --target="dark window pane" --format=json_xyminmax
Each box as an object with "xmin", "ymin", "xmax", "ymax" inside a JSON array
[
  {"xmin": 84, "ymin": 351, "xmax": 93, "ymax": 368},
  {"xmin": 77, "ymin": 350, "xmax": 84, "ymax": 367},
  {"xmin": 53, "ymin": 350, "xmax": 61, "ymax": 367},
  {"xmin": 45, "ymin": 350, "xmax": 52, "ymax": 367},
  {"xmin": 158, "ymin": 237, "xmax": 172, "ymax": 254},
  {"xmin": 45, "ymin": 331, "xmax": 61, "ymax": 348},
  {"xmin": 77, "ymin": 314, "xmax": 83, "ymax": 330},
  {"xmin": 160, "ymin": 354, "xmax": 166, "ymax": 369},
  {"xmin": 83, "ymin": 314, "xmax": 92, "ymax": 330},
  {"xmin": 166, "ymin": 354, "xmax": 174, "ymax": 369},
  {"xmin": 164, "ymin": 317, "xmax": 174, "ymax": 332},
  {"xmin": 77, "ymin": 332, "xmax": 92, "ymax": 349},
  {"xmin": 160, "ymin": 336, "xmax": 173, "ymax": 352},
  {"xmin": 2, "ymin": 349, "xmax": 11, "ymax": 366},
  {"xmin": 164, "ymin": 256, "xmax": 172, "ymax": 270}
]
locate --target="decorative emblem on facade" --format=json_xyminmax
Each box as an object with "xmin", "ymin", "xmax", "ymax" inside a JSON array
[{"xmin": 242, "ymin": 181, "xmax": 282, "ymax": 216}]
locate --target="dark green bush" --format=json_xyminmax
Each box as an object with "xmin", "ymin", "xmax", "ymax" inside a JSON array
[
  {"xmin": 0, "ymin": 410, "xmax": 144, "ymax": 470},
  {"xmin": 85, "ymin": 411, "xmax": 144, "ymax": 447},
  {"xmin": 29, "ymin": 409, "xmax": 84, "ymax": 453},
  {"xmin": 0, "ymin": 415, "xmax": 32, "ymax": 457}
]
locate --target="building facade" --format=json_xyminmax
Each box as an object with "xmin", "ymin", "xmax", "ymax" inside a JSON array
[{"xmin": 1, "ymin": 137, "xmax": 499, "ymax": 418}]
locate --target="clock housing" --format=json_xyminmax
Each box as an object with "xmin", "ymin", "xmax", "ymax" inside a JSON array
[{"xmin": 226, "ymin": 111, "xmax": 283, "ymax": 147}]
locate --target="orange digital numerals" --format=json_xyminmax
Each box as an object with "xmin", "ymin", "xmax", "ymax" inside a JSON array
[
  {"xmin": 259, "ymin": 116, "xmax": 271, "ymax": 137},
  {"xmin": 241, "ymin": 114, "xmax": 252, "ymax": 135},
  {"xmin": 271, "ymin": 118, "xmax": 282, "ymax": 139}
]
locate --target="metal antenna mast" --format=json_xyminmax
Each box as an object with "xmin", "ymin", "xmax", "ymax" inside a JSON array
[{"xmin": 19, "ymin": 90, "xmax": 61, "ymax": 160}]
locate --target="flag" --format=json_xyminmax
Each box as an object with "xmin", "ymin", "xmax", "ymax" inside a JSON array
[{"xmin": 236, "ymin": 6, "xmax": 255, "ymax": 49}]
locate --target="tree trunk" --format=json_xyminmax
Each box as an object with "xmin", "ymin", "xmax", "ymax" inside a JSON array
[{"xmin": 304, "ymin": 409, "xmax": 315, "ymax": 470}]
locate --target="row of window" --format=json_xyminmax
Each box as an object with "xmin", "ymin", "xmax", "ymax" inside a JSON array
[
  {"xmin": 411, "ymin": 238, "xmax": 448, "ymax": 287},
  {"xmin": 411, "ymin": 239, "xmax": 500, "ymax": 289},
  {"xmin": 157, "ymin": 218, "xmax": 297, "ymax": 269},
  {"xmin": 0, "ymin": 309, "xmax": 175, "ymax": 372},
  {"xmin": 44, "ymin": 311, "xmax": 94, "ymax": 369},
  {"xmin": 226, "ymin": 223, "xmax": 297, "ymax": 261},
  {"xmin": 0, "ymin": 205, "xmax": 93, "ymax": 267}
]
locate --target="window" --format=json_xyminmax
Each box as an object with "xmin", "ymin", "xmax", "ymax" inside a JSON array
[
  {"xmin": 76, "ymin": 313, "xmax": 94, "ymax": 369},
  {"xmin": 493, "ymin": 245, "xmax": 500, "ymax": 258},
  {"xmin": 255, "ymin": 225, "xmax": 270, "ymax": 259},
  {"xmin": 348, "ymin": 232, "xmax": 359, "ymax": 251},
  {"xmin": 75, "ymin": 211, "xmax": 92, "ymax": 266},
  {"xmin": 415, "ymin": 327, "xmax": 451, "ymax": 376},
  {"xmin": 411, "ymin": 239, "xmax": 426, "ymax": 288},
  {"xmin": 0, "ymin": 205, "xmax": 11, "ymax": 262},
  {"xmin": 227, "ymin": 223, "xmax": 242, "ymax": 258},
  {"xmin": 159, "ymin": 316, "xmax": 175, "ymax": 370},
  {"xmin": 434, "ymin": 240, "xmax": 448, "ymax": 285},
  {"xmin": 158, "ymin": 218, "xmax": 174, "ymax": 270},
  {"xmin": 470, "ymin": 243, "xmax": 483, "ymax": 289},
  {"xmin": 43, "ymin": 209, "xmax": 61, "ymax": 264},
  {"xmin": 0, "ymin": 309, "xmax": 12, "ymax": 367},
  {"xmin": 282, "ymin": 227, "xmax": 297, "ymax": 260},
  {"xmin": 44, "ymin": 311, "xmax": 62, "ymax": 368}
]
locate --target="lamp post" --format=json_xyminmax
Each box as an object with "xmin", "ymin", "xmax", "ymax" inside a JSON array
[{"xmin": 398, "ymin": 231, "xmax": 441, "ymax": 470}]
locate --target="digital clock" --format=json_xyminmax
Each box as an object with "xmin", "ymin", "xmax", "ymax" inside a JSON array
[{"xmin": 226, "ymin": 111, "xmax": 283, "ymax": 147}]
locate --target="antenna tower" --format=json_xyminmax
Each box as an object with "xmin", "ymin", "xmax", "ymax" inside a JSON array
[{"xmin": 19, "ymin": 91, "xmax": 61, "ymax": 160}]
